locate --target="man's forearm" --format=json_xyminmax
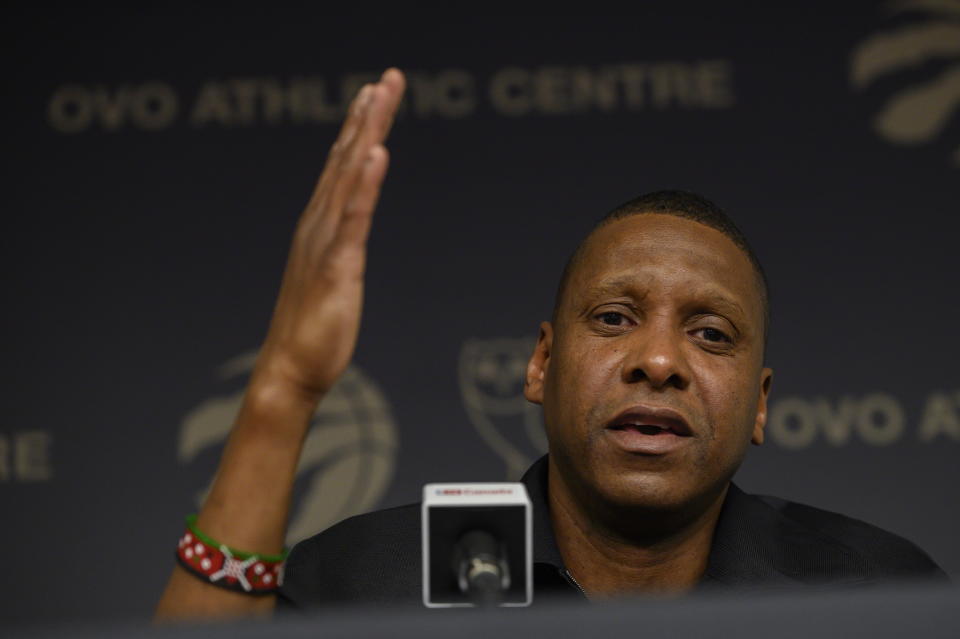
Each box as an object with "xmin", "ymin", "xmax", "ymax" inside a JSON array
[{"xmin": 155, "ymin": 375, "xmax": 319, "ymax": 620}]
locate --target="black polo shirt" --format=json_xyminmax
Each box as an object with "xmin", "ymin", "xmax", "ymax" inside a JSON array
[{"xmin": 278, "ymin": 456, "xmax": 945, "ymax": 608}]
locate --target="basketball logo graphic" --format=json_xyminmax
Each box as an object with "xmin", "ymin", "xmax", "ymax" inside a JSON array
[
  {"xmin": 459, "ymin": 338, "xmax": 547, "ymax": 479},
  {"xmin": 178, "ymin": 351, "xmax": 398, "ymax": 544},
  {"xmin": 850, "ymin": 0, "xmax": 960, "ymax": 165}
]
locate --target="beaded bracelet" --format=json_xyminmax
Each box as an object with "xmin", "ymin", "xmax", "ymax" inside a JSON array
[{"xmin": 175, "ymin": 515, "xmax": 288, "ymax": 595}]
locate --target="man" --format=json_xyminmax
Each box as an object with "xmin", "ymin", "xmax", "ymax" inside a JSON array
[{"xmin": 155, "ymin": 69, "xmax": 944, "ymax": 620}]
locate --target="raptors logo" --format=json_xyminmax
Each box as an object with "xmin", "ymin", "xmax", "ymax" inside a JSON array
[
  {"xmin": 459, "ymin": 338, "xmax": 547, "ymax": 480},
  {"xmin": 178, "ymin": 351, "xmax": 398, "ymax": 545},
  {"xmin": 850, "ymin": 0, "xmax": 960, "ymax": 165}
]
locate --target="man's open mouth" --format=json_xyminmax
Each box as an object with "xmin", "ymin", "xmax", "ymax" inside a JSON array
[
  {"xmin": 609, "ymin": 423, "xmax": 685, "ymax": 436},
  {"xmin": 605, "ymin": 405, "xmax": 693, "ymax": 437}
]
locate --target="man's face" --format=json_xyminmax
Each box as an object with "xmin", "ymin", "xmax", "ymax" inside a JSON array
[{"xmin": 525, "ymin": 214, "xmax": 772, "ymax": 517}]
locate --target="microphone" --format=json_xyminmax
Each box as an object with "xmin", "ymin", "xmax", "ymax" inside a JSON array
[
  {"xmin": 422, "ymin": 483, "xmax": 532, "ymax": 608},
  {"xmin": 454, "ymin": 529, "xmax": 509, "ymax": 605}
]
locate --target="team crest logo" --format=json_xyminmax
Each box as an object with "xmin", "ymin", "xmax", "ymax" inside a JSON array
[
  {"xmin": 459, "ymin": 338, "xmax": 547, "ymax": 479},
  {"xmin": 850, "ymin": 0, "xmax": 960, "ymax": 166},
  {"xmin": 178, "ymin": 351, "xmax": 398, "ymax": 544}
]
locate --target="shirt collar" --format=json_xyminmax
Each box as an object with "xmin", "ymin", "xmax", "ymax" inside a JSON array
[{"xmin": 519, "ymin": 454, "xmax": 565, "ymax": 567}]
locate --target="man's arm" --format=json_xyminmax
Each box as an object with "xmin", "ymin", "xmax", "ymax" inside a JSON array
[{"xmin": 155, "ymin": 69, "xmax": 406, "ymax": 621}]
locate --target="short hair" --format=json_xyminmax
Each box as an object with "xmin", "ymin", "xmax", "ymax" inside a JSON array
[{"xmin": 552, "ymin": 190, "xmax": 770, "ymax": 345}]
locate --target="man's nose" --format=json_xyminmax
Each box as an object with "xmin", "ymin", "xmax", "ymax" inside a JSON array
[{"xmin": 621, "ymin": 320, "xmax": 690, "ymax": 390}]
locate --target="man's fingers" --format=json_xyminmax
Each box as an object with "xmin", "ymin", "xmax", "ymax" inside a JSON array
[
  {"xmin": 297, "ymin": 70, "xmax": 405, "ymax": 252},
  {"xmin": 333, "ymin": 84, "xmax": 373, "ymax": 155},
  {"xmin": 375, "ymin": 69, "xmax": 406, "ymax": 142},
  {"xmin": 325, "ymin": 70, "xmax": 402, "ymax": 190},
  {"xmin": 320, "ymin": 80, "xmax": 399, "ymax": 231},
  {"xmin": 306, "ymin": 83, "xmax": 375, "ymax": 210},
  {"xmin": 337, "ymin": 70, "xmax": 404, "ymax": 169},
  {"xmin": 331, "ymin": 144, "xmax": 390, "ymax": 253}
]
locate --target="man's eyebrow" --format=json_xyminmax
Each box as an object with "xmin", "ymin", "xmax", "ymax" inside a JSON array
[
  {"xmin": 585, "ymin": 276, "xmax": 647, "ymax": 298},
  {"xmin": 693, "ymin": 292, "xmax": 748, "ymax": 322}
]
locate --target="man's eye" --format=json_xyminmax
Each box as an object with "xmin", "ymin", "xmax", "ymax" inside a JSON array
[
  {"xmin": 699, "ymin": 327, "xmax": 731, "ymax": 343},
  {"xmin": 598, "ymin": 312, "xmax": 626, "ymax": 326}
]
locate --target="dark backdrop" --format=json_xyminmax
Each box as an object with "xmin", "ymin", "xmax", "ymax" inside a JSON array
[{"xmin": 4, "ymin": 4, "xmax": 959, "ymax": 626}]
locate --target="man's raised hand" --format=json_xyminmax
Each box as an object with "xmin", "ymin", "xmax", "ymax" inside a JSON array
[
  {"xmin": 257, "ymin": 69, "xmax": 406, "ymax": 400},
  {"xmin": 155, "ymin": 69, "xmax": 406, "ymax": 621}
]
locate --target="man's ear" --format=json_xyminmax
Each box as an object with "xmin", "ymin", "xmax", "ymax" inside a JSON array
[
  {"xmin": 751, "ymin": 367, "xmax": 773, "ymax": 445},
  {"xmin": 524, "ymin": 321, "xmax": 553, "ymax": 405}
]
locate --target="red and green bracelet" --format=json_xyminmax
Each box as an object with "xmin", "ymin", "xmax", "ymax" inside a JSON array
[{"xmin": 175, "ymin": 515, "xmax": 288, "ymax": 595}]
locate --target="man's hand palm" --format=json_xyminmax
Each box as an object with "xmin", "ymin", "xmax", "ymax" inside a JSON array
[{"xmin": 258, "ymin": 70, "xmax": 406, "ymax": 398}]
